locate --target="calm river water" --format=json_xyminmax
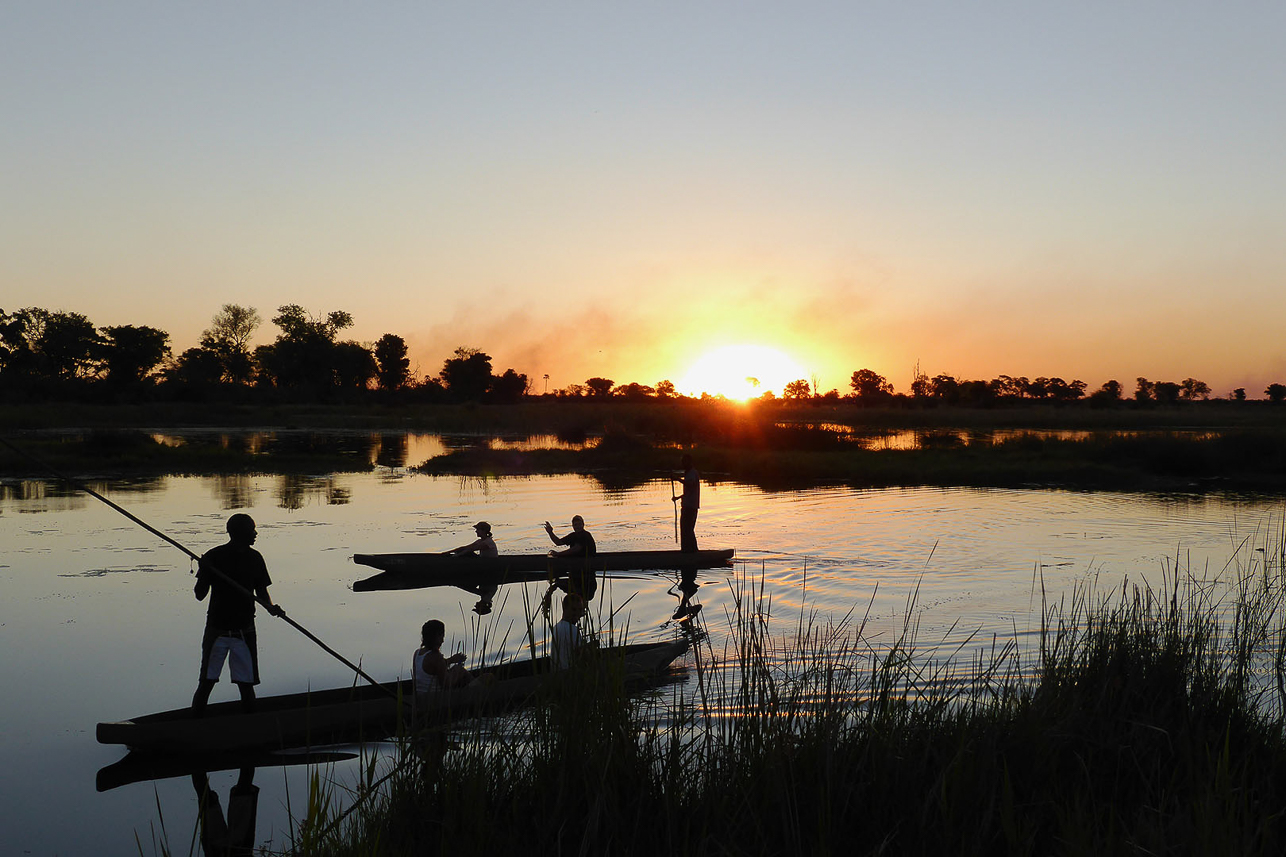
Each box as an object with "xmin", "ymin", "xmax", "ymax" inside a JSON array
[{"xmin": 2, "ymin": 438, "xmax": 1284, "ymax": 855}]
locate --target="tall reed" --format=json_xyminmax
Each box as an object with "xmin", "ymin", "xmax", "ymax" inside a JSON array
[{"xmin": 291, "ymin": 535, "xmax": 1286, "ymax": 856}]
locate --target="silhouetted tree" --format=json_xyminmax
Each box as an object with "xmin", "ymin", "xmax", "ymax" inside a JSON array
[
  {"xmin": 198, "ymin": 304, "xmax": 260, "ymax": 385},
  {"xmin": 440, "ymin": 347, "xmax": 493, "ymax": 400},
  {"xmin": 783, "ymin": 379, "xmax": 812, "ymax": 400},
  {"xmin": 3, "ymin": 308, "xmax": 101, "ymax": 383},
  {"xmin": 333, "ymin": 341, "xmax": 377, "ymax": 389},
  {"xmin": 584, "ymin": 377, "xmax": 615, "ymax": 399},
  {"xmin": 615, "ymin": 382, "xmax": 655, "ymax": 400},
  {"xmin": 1088, "ymin": 379, "xmax": 1123, "ymax": 408},
  {"xmin": 929, "ymin": 374, "xmax": 959, "ymax": 402},
  {"xmin": 97, "ymin": 325, "xmax": 171, "ymax": 387},
  {"xmin": 655, "ymin": 379, "xmax": 676, "ymax": 398},
  {"xmin": 850, "ymin": 369, "xmax": 894, "ymax": 403},
  {"xmin": 165, "ymin": 346, "xmax": 224, "ymax": 389},
  {"xmin": 1233, "ymin": 388, "xmax": 1246, "ymax": 402},
  {"xmin": 993, "ymin": 375, "xmax": 1028, "ymax": 399},
  {"xmin": 255, "ymin": 305, "xmax": 356, "ymax": 390},
  {"xmin": 1153, "ymin": 381, "xmax": 1181, "ymax": 405},
  {"xmin": 373, "ymin": 334, "xmax": 410, "ymax": 391},
  {"xmin": 490, "ymin": 368, "xmax": 529, "ymax": 403},
  {"xmin": 1134, "ymin": 377, "xmax": 1154, "ymax": 402},
  {"xmin": 1180, "ymin": 378, "xmax": 1211, "ymax": 400},
  {"xmin": 1266, "ymin": 383, "xmax": 1286, "ymax": 404}
]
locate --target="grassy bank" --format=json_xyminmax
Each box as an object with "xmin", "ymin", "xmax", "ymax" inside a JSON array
[{"xmin": 288, "ymin": 544, "xmax": 1286, "ymax": 856}]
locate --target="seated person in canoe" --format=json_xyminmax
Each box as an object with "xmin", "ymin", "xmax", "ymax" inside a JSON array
[
  {"xmin": 552, "ymin": 592, "xmax": 589, "ymax": 670},
  {"xmin": 414, "ymin": 619, "xmax": 475, "ymax": 693},
  {"xmin": 443, "ymin": 521, "xmax": 499, "ymax": 614},
  {"xmin": 442, "ymin": 521, "xmax": 497, "ymax": 557},
  {"xmin": 542, "ymin": 515, "xmax": 598, "ymax": 607}
]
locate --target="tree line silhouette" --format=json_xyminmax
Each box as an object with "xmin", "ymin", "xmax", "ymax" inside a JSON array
[{"xmin": 2, "ymin": 303, "xmax": 1283, "ymax": 406}]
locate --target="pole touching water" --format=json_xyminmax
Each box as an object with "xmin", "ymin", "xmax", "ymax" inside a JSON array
[{"xmin": 0, "ymin": 436, "xmax": 394, "ymax": 696}]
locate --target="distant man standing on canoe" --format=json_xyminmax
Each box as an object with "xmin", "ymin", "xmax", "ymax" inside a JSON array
[
  {"xmin": 191, "ymin": 513, "xmax": 284, "ymax": 716},
  {"xmin": 677, "ymin": 454, "xmax": 700, "ymax": 552},
  {"xmin": 542, "ymin": 515, "xmax": 598, "ymax": 607}
]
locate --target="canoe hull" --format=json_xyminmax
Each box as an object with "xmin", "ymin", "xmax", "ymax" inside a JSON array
[
  {"xmin": 97, "ymin": 641, "xmax": 688, "ymax": 754},
  {"xmin": 352, "ymin": 548, "xmax": 734, "ymax": 592}
]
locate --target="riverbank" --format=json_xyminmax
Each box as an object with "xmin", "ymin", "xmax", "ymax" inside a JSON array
[
  {"xmin": 293, "ymin": 555, "xmax": 1286, "ymax": 856},
  {"xmin": 4, "ymin": 401, "xmax": 1286, "ymax": 491}
]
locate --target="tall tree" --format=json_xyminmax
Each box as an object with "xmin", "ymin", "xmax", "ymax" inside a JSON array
[
  {"xmin": 439, "ymin": 347, "xmax": 493, "ymax": 400},
  {"xmin": 373, "ymin": 334, "xmax": 411, "ymax": 391},
  {"xmin": 256, "ymin": 305, "xmax": 355, "ymax": 389},
  {"xmin": 199, "ymin": 304, "xmax": 260, "ymax": 384},
  {"xmin": 584, "ymin": 377, "xmax": 615, "ymax": 399},
  {"xmin": 782, "ymin": 379, "xmax": 812, "ymax": 400},
  {"xmin": 97, "ymin": 325, "xmax": 171, "ymax": 387},
  {"xmin": 490, "ymin": 368, "xmax": 530, "ymax": 403},
  {"xmin": 849, "ymin": 369, "xmax": 894, "ymax": 402},
  {"xmin": 1180, "ymin": 378, "xmax": 1211, "ymax": 400}
]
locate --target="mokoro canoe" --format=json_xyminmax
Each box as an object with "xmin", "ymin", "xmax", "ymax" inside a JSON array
[
  {"xmin": 96, "ymin": 640, "xmax": 688, "ymax": 753},
  {"xmin": 352, "ymin": 548, "xmax": 735, "ymax": 592}
]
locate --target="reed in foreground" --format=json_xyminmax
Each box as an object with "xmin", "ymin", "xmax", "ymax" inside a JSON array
[{"xmin": 289, "ymin": 547, "xmax": 1286, "ymax": 856}]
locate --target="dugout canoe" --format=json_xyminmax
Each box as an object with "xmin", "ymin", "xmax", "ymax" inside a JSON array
[
  {"xmin": 96, "ymin": 640, "xmax": 688, "ymax": 754},
  {"xmin": 351, "ymin": 548, "xmax": 735, "ymax": 592}
]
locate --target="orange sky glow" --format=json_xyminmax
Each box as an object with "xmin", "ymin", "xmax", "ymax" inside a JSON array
[{"xmin": 4, "ymin": 5, "xmax": 1285, "ymax": 398}]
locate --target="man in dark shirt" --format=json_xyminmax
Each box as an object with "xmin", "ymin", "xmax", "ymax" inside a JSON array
[
  {"xmin": 191, "ymin": 513, "xmax": 283, "ymax": 715},
  {"xmin": 543, "ymin": 515, "xmax": 598, "ymax": 605}
]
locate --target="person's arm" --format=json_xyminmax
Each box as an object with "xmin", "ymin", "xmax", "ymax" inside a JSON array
[
  {"xmin": 444, "ymin": 538, "xmax": 482, "ymax": 556},
  {"xmin": 194, "ymin": 570, "xmax": 210, "ymax": 601},
  {"xmin": 543, "ymin": 521, "xmax": 567, "ymax": 547},
  {"xmin": 255, "ymin": 583, "xmax": 285, "ymax": 618}
]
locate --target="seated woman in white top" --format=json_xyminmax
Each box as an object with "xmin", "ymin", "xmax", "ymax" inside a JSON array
[
  {"xmin": 443, "ymin": 521, "xmax": 498, "ymax": 557},
  {"xmin": 413, "ymin": 619, "xmax": 473, "ymax": 694}
]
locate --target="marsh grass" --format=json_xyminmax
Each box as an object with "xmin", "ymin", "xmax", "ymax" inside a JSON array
[{"xmin": 278, "ymin": 529, "xmax": 1286, "ymax": 856}]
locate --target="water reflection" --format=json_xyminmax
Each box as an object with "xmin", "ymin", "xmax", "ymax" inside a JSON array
[
  {"xmin": 275, "ymin": 475, "xmax": 351, "ymax": 510},
  {"xmin": 193, "ymin": 767, "xmax": 259, "ymax": 857},
  {"xmin": 0, "ymin": 477, "xmax": 166, "ymax": 512}
]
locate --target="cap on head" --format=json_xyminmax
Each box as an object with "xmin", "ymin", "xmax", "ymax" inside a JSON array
[
  {"xmin": 473, "ymin": 521, "xmax": 491, "ymax": 536},
  {"xmin": 226, "ymin": 513, "xmax": 256, "ymax": 538}
]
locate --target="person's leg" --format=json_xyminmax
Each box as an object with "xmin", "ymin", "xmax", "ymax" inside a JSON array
[
  {"xmin": 236, "ymin": 682, "xmax": 256, "ymax": 713},
  {"xmin": 191, "ymin": 679, "xmax": 216, "ymax": 715},
  {"xmin": 680, "ymin": 507, "xmax": 699, "ymax": 552}
]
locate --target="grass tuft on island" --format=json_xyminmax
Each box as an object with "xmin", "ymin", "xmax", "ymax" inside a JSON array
[{"xmin": 291, "ymin": 540, "xmax": 1286, "ymax": 856}]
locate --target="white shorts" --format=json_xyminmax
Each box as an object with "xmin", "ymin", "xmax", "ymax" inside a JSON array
[{"xmin": 205, "ymin": 635, "xmax": 255, "ymax": 684}]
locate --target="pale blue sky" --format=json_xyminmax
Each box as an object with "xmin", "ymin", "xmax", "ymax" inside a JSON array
[{"xmin": 3, "ymin": 2, "xmax": 1284, "ymax": 394}]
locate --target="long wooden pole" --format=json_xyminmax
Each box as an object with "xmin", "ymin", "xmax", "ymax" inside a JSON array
[{"xmin": 0, "ymin": 436, "xmax": 393, "ymax": 696}]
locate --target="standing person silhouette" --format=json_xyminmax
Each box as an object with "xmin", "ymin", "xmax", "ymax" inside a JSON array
[
  {"xmin": 191, "ymin": 514, "xmax": 283, "ymax": 716},
  {"xmin": 677, "ymin": 454, "xmax": 700, "ymax": 552}
]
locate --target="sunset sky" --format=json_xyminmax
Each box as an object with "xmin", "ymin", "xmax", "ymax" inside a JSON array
[{"xmin": 3, "ymin": 3, "xmax": 1285, "ymax": 397}]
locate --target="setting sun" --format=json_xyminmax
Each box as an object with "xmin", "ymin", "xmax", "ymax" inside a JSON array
[{"xmin": 677, "ymin": 344, "xmax": 808, "ymax": 401}]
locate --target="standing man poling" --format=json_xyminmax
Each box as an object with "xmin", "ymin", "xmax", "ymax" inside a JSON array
[
  {"xmin": 677, "ymin": 454, "xmax": 700, "ymax": 553},
  {"xmin": 191, "ymin": 513, "xmax": 284, "ymax": 716}
]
